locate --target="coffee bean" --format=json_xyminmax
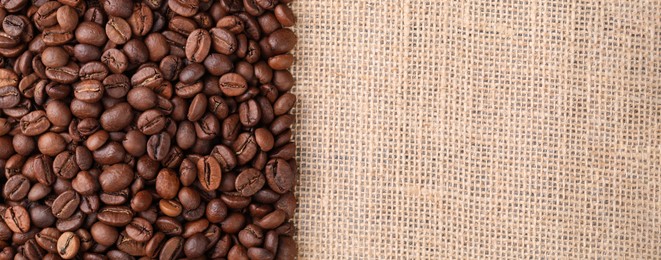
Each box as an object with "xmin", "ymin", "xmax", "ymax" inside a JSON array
[
  {"xmin": 105, "ymin": 16, "xmax": 131, "ymax": 45},
  {"xmin": 3, "ymin": 174, "xmax": 29, "ymax": 201},
  {"xmin": 41, "ymin": 47, "xmax": 69, "ymax": 68},
  {"xmin": 90, "ymin": 222, "xmax": 118, "ymax": 246},
  {"xmin": 75, "ymin": 21, "xmax": 107, "ymax": 47},
  {"xmin": 128, "ymin": 3, "xmax": 153, "ymax": 37},
  {"xmin": 147, "ymin": 132, "xmax": 171, "ymax": 161},
  {"xmin": 0, "ymin": 0, "xmax": 299, "ymax": 256},
  {"xmin": 196, "ymin": 156, "xmax": 221, "ymax": 191},
  {"xmin": 52, "ymin": 190, "xmax": 80, "ymax": 219},
  {"xmin": 160, "ymin": 236, "xmax": 184, "ymax": 260},
  {"xmin": 56, "ymin": 5, "xmax": 79, "ymax": 32},
  {"xmin": 4, "ymin": 205, "xmax": 30, "ymax": 233},
  {"xmin": 35, "ymin": 228, "xmax": 61, "ymax": 253},
  {"xmin": 99, "ymin": 163, "xmax": 133, "ymax": 193},
  {"xmin": 101, "ymin": 48, "xmax": 128, "ymax": 74},
  {"xmin": 236, "ymin": 168, "xmax": 266, "ymax": 197},
  {"xmin": 125, "ymin": 217, "xmax": 153, "ymax": 242},
  {"xmin": 115, "ymin": 231, "xmax": 144, "ymax": 256},
  {"xmin": 56, "ymin": 231, "xmax": 79, "ymax": 259},
  {"xmin": 210, "ymin": 27, "xmax": 237, "ymax": 55},
  {"xmin": 97, "ymin": 206, "xmax": 133, "ymax": 227},
  {"xmin": 103, "ymin": 0, "xmax": 133, "ymax": 18}
]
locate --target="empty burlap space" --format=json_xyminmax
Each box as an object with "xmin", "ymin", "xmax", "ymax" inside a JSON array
[{"xmin": 288, "ymin": 0, "xmax": 661, "ymax": 259}]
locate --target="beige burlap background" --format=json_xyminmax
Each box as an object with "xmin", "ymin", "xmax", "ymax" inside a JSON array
[{"xmin": 288, "ymin": 0, "xmax": 661, "ymax": 258}]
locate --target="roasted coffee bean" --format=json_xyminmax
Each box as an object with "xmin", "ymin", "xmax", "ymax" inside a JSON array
[
  {"xmin": 4, "ymin": 205, "xmax": 30, "ymax": 233},
  {"xmin": 125, "ymin": 217, "xmax": 153, "ymax": 242},
  {"xmin": 101, "ymin": 48, "xmax": 128, "ymax": 74},
  {"xmin": 197, "ymin": 156, "xmax": 221, "ymax": 191},
  {"xmin": 90, "ymin": 222, "xmax": 117, "ymax": 246},
  {"xmin": 35, "ymin": 228, "xmax": 61, "ymax": 253},
  {"xmin": 56, "ymin": 231, "xmax": 79, "ymax": 259},
  {"xmin": 160, "ymin": 236, "xmax": 184, "ymax": 260},
  {"xmin": 97, "ymin": 206, "xmax": 133, "ymax": 227},
  {"xmin": 0, "ymin": 1, "xmax": 298, "ymax": 256},
  {"xmin": 128, "ymin": 3, "xmax": 153, "ymax": 36},
  {"xmin": 51, "ymin": 190, "xmax": 80, "ymax": 219},
  {"xmin": 103, "ymin": 0, "xmax": 133, "ymax": 18},
  {"xmin": 99, "ymin": 163, "xmax": 133, "ymax": 193},
  {"xmin": 236, "ymin": 168, "xmax": 266, "ymax": 197}
]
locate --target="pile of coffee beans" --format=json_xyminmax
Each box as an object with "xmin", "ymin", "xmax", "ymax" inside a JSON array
[{"xmin": 0, "ymin": 0, "xmax": 298, "ymax": 258}]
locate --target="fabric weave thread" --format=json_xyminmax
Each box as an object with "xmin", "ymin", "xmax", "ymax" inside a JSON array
[{"xmin": 289, "ymin": 1, "xmax": 661, "ymax": 258}]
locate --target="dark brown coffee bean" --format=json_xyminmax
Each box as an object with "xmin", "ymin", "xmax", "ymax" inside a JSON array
[
  {"xmin": 194, "ymin": 113, "xmax": 220, "ymax": 140},
  {"xmin": 236, "ymin": 168, "xmax": 266, "ymax": 197},
  {"xmin": 116, "ymin": 231, "xmax": 146, "ymax": 256},
  {"xmin": 3, "ymin": 15, "xmax": 26, "ymax": 37},
  {"xmin": 216, "ymin": 15, "xmax": 244, "ymax": 34},
  {"xmin": 45, "ymin": 61, "xmax": 79, "ymax": 84},
  {"xmin": 182, "ymin": 233, "xmax": 207, "ymax": 258},
  {"xmin": 196, "ymin": 156, "xmax": 221, "ymax": 191},
  {"xmin": 168, "ymin": 0, "xmax": 199, "ymax": 17},
  {"xmin": 105, "ymin": 16, "xmax": 131, "ymax": 45},
  {"xmin": 3, "ymin": 174, "xmax": 30, "ymax": 201},
  {"xmin": 210, "ymin": 27, "xmax": 237, "ymax": 55},
  {"xmin": 156, "ymin": 168, "xmax": 179, "ymax": 199},
  {"xmin": 73, "ymin": 80, "xmax": 103, "ymax": 103},
  {"xmin": 20, "ymin": 110, "xmax": 49, "ymax": 136},
  {"xmin": 179, "ymin": 63, "xmax": 205, "ymax": 84},
  {"xmin": 34, "ymin": 1, "xmax": 61, "ymax": 29},
  {"xmin": 4, "ymin": 205, "xmax": 30, "ymax": 233},
  {"xmin": 239, "ymin": 99, "xmax": 262, "ymax": 127},
  {"xmin": 262, "ymin": 158, "xmax": 294, "ymax": 196},
  {"xmin": 137, "ymin": 109, "xmax": 166, "ymax": 135},
  {"xmin": 185, "ymin": 29, "xmax": 211, "ymax": 63},
  {"xmin": 101, "ymin": 48, "xmax": 128, "ymax": 74},
  {"xmin": 160, "ymin": 236, "xmax": 184, "ymax": 260},
  {"xmin": 97, "ymin": 206, "xmax": 133, "ymax": 227},
  {"xmin": 233, "ymin": 133, "xmax": 258, "ymax": 165},
  {"xmin": 45, "ymin": 100, "xmax": 72, "ymax": 128},
  {"xmin": 125, "ymin": 217, "xmax": 153, "ymax": 242},
  {"xmin": 155, "ymin": 216, "xmax": 183, "ymax": 236},
  {"xmin": 90, "ymin": 222, "xmax": 118, "ymax": 247},
  {"xmin": 99, "ymin": 102, "xmax": 132, "ymax": 132},
  {"xmin": 71, "ymin": 170, "xmax": 97, "ymax": 196},
  {"xmin": 56, "ymin": 5, "xmax": 78, "ymax": 32},
  {"xmin": 132, "ymin": 66, "xmax": 163, "ymax": 89},
  {"xmin": 144, "ymin": 232, "xmax": 166, "ymax": 258},
  {"xmin": 102, "ymin": 74, "xmax": 129, "ymax": 98},
  {"xmin": 41, "ymin": 47, "xmax": 68, "ymax": 68},
  {"xmin": 122, "ymin": 39, "xmax": 149, "ymax": 67},
  {"xmin": 99, "ymin": 163, "xmax": 133, "ymax": 193},
  {"xmin": 128, "ymin": 3, "xmax": 153, "ymax": 37},
  {"xmin": 52, "ymin": 190, "xmax": 80, "ymax": 219},
  {"xmin": 35, "ymin": 228, "xmax": 61, "ymax": 253},
  {"xmin": 274, "ymin": 4, "xmax": 296, "ymax": 27},
  {"xmin": 52, "ymin": 151, "xmax": 79, "ymax": 179},
  {"xmin": 75, "ymin": 21, "xmax": 107, "ymax": 46},
  {"xmin": 219, "ymin": 73, "xmax": 247, "ymax": 97},
  {"xmin": 78, "ymin": 62, "xmax": 109, "ymax": 81},
  {"xmin": 11, "ymin": 134, "xmax": 34, "ymax": 156},
  {"xmin": 239, "ymin": 224, "xmax": 263, "ymax": 248},
  {"xmin": 73, "ymin": 44, "xmax": 101, "ymax": 63},
  {"xmin": 147, "ymin": 132, "xmax": 171, "ymax": 161},
  {"xmin": 145, "ymin": 33, "xmax": 169, "ymax": 62},
  {"xmin": 103, "ymin": 0, "xmax": 133, "ymax": 18},
  {"xmin": 93, "ymin": 141, "xmax": 126, "ymax": 165},
  {"xmin": 162, "ymin": 30, "xmax": 187, "ymax": 58},
  {"xmin": 37, "ymin": 132, "xmax": 66, "ymax": 157}
]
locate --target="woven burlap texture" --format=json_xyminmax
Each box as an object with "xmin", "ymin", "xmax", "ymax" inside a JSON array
[{"xmin": 289, "ymin": 0, "xmax": 661, "ymax": 258}]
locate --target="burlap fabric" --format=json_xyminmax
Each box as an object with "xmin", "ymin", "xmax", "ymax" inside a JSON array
[{"xmin": 288, "ymin": 0, "xmax": 661, "ymax": 258}]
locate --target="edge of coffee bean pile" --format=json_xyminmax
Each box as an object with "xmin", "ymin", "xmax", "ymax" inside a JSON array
[{"xmin": 0, "ymin": 0, "xmax": 298, "ymax": 259}]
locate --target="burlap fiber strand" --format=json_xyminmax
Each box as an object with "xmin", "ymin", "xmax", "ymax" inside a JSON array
[{"xmin": 288, "ymin": 0, "xmax": 661, "ymax": 258}]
